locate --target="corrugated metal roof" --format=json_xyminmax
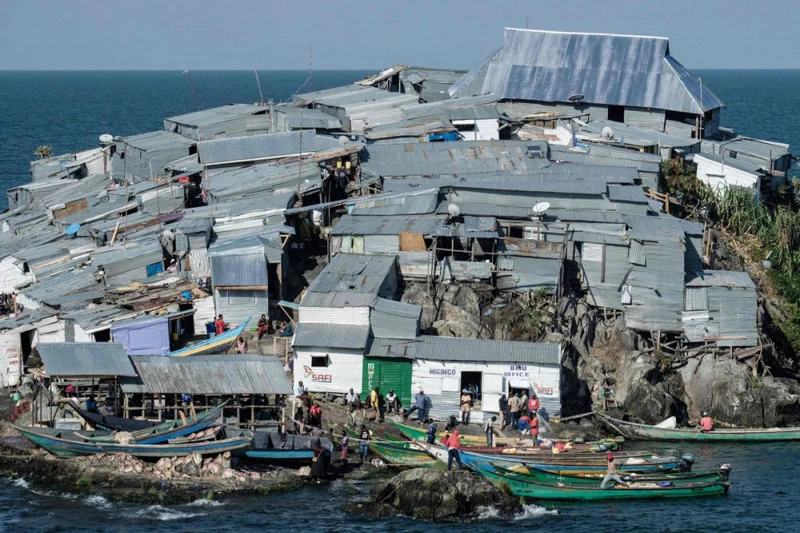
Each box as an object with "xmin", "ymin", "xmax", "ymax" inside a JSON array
[
  {"xmin": 198, "ymin": 131, "xmax": 319, "ymax": 165},
  {"xmin": 452, "ymin": 28, "xmax": 723, "ymax": 114},
  {"xmin": 275, "ymin": 106, "xmax": 343, "ymax": 130},
  {"xmin": 165, "ymin": 104, "xmax": 265, "ymax": 128},
  {"xmin": 435, "ymin": 201, "xmax": 534, "ymax": 218},
  {"xmin": 121, "ymin": 354, "xmax": 292, "ymax": 394},
  {"xmin": 607, "ymin": 185, "xmax": 648, "ymax": 203},
  {"xmin": 37, "ymin": 343, "xmax": 137, "ymax": 377},
  {"xmin": 686, "ymin": 270, "xmax": 755, "ymax": 289},
  {"xmin": 331, "ymin": 214, "xmax": 445, "ymax": 236},
  {"xmin": 301, "ymin": 292, "xmax": 378, "ymax": 308},
  {"xmin": 305, "ymin": 253, "xmax": 396, "ymax": 296},
  {"xmin": 118, "ymin": 130, "xmax": 195, "ymax": 152},
  {"xmin": 292, "ymin": 322, "xmax": 371, "ymax": 350},
  {"xmin": 701, "ymin": 136, "xmax": 790, "ymax": 162},
  {"xmin": 623, "ymin": 214, "xmax": 686, "ymax": 242},
  {"xmin": 349, "ymin": 189, "xmax": 440, "ymax": 216},
  {"xmin": 367, "ymin": 336, "xmax": 560, "ymax": 365}
]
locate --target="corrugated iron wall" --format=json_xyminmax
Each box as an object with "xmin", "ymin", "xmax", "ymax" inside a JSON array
[{"xmin": 214, "ymin": 288, "xmax": 268, "ymax": 326}]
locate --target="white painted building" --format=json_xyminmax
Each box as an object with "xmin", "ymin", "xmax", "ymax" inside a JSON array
[{"xmin": 694, "ymin": 153, "xmax": 762, "ymax": 199}]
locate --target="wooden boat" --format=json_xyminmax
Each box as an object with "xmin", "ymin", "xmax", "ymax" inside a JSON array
[
  {"xmin": 391, "ymin": 420, "xmax": 622, "ymax": 451},
  {"xmin": 416, "ymin": 443, "xmax": 685, "ymax": 475},
  {"xmin": 168, "ymin": 317, "xmax": 251, "ymax": 357},
  {"xmin": 344, "ymin": 428, "xmax": 441, "ymax": 469},
  {"xmin": 83, "ymin": 401, "xmax": 228, "ymax": 445},
  {"xmin": 598, "ymin": 413, "xmax": 800, "ymax": 442},
  {"xmin": 476, "ymin": 464, "xmax": 729, "ymax": 501},
  {"xmin": 226, "ymin": 428, "xmax": 331, "ymax": 466},
  {"xmin": 69, "ymin": 402, "xmax": 158, "ymax": 432},
  {"xmin": 13, "ymin": 425, "xmax": 251, "ymax": 458},
  {"xmin": 504, "ymin": 464, "xmax": 731, "ymax": 487}
]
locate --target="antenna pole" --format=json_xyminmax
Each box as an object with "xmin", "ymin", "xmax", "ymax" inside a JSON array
[
  {"xmin": 254, "ymin": 69, "xmax": 264, "ymax": 103},
  {"xmin": 297, "ymin": 46, "xmax": 314, "ymax": 197},
  {"xmin": 183, "ymin": 69, "xmax": 200, "ymax": 111},
  {"xmin": 699, "ymin": 77, "xmax": 703, "ymax": 138}
]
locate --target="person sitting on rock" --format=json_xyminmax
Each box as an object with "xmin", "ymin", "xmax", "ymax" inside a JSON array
[
  {"xmin": 257, "ymin": 314, "xmax": 269, "ymax": 340},
  {"xmin": 700, "ymin": 411, "xmax": 714, "ymax": 431},
  {"xmin": 386, "ymin": 390, "xmax": 398, "ymax": 414}
]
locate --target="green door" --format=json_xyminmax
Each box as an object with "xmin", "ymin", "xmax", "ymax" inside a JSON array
[{"xmin": 362, "ymin": 357, "xmax": 412, "ymax": 409}]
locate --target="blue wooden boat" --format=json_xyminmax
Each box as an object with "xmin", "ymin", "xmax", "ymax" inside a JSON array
[
  {"xmin": 169, "ymin": 318, "xmax": 251, "ymax": 357},
  {"xmin": 226, "ymin": 428, "xmax": 332, "ymax": 466},
  {"xmin": 70, "ymin": 402, "xmax": 157, "ymax": 432},
  {"xmin": 13, "ymin": 425, "xmax": 252, "ymax": 458},
  {"xmin": 82, "ymin": 401, "xmax": 228, "ymax": 445}
]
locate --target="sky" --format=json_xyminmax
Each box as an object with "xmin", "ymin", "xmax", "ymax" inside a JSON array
[{"xmin": 1, "ymin": 0, "xmax": 798, "ymax": 70}]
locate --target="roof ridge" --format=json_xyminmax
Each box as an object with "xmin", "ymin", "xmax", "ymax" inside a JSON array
[{"xmin": 504, "ymin": 27, "xmax": 669, "ymax": 41}]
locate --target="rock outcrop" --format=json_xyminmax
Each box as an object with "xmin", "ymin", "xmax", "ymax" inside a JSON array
[{"xmin": 342, "ymin": 468, "xmax": 519, "ymax": 522}]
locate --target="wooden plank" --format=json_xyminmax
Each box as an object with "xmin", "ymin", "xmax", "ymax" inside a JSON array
[
  {"xmin": 53, "ymin": 198, "xmax": 88, "ymax": 219},
  {"xmin": 399, "ymin": 231, "xmax": 426, "ymax": 252}
]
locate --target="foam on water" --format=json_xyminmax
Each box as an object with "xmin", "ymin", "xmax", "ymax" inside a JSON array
[
  {"xmin": 187, "ymin": 499, "xmax": 224, "ymax": 507},
  {"xmin": 12, "ymin": 478, "xmax": 29, "ymax": 489},
  {"xmin": 83, "ymin": 495, "xmax": 112, "ymax": 510},
  {"xmin": 514, "ymin": 504, "xmax": 558, "ymax": 520},
  {"xmin": 476, "ymin": 505, "xmax": 501, "ymax": 520},
  {"xmin": 129, "ymin": 505, "xmax": 207, "ymax": 522}
]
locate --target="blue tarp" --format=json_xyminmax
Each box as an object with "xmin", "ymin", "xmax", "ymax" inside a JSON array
[{"xmin": 428, "ymin": 131, "xmax": 459, "ymax": 142}]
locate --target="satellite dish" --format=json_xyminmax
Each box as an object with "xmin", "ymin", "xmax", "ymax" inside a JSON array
[
  {"xmin": 568, "ymin": 93, "xmax": 585, "ymax": 103},
  {"xmin": 532, "ymin": 202, "xmax": 550, "ymax": 215},
  {"xmin": 338, "ymin": 136, "xmax": 348, "ymax": 145},
  {"xmin": 447, "ymin": 203, "xmax": 461, "ymax": 216},
  {"xmin": 99, "ymin": 134, "xmax": 113, "ymax": 145},
  {"xmin": 601, "ymin": 126, "xmax": 614, "ymax": 139},
  {"xmin": 65, "ymin": 223, "xmax": 81, "ymax": 236}
]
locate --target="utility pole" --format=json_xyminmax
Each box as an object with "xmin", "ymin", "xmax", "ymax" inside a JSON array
[
  {"xmin": 254, "ymin": 70, "xmax": 264, "ymax": 104},
  {"xmin": 183, "ymin": 69, "xmax": 200, "ymax": 111}
]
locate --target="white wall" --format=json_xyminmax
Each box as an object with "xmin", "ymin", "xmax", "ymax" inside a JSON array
[
  {"xmin": 410, "ymin": 359, "xmax": 561, "ymax": 422},
  {"xmin": 0, "ymin": 256, "xmax": 32, "ymax": 293},
  {"xmin": 453, "ymin": 119, "xmax": 500, "ymax": 141},
  {"xmin": 299, "ymin": 306, "xmax": 370, "ymax": 325},
  {"xmin": 0, "ymin": 329, "xmax": 22, "ymax": 387},
  {"xmin": 695, "ymin": 154, "xmax": 760, "ymax": 199},
  {"xmin": 294, "ymin": 348, "xmax": 364, "ymax": 395}
]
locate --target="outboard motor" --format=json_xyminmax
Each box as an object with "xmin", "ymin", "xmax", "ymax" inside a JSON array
[
  {"xmin": 718, "ymin": 463, "xmax": 732, "ymax": 480},
  {"xmin": 680, "ymin": 453, "xmax": 695, "ymax": 472}
]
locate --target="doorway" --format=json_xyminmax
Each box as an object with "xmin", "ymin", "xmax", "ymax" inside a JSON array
[
  {"xmin": 608, "ymin": 105, "xmax": 625, "ymax": 123},
  {"xmin": 461, "ymin": 371, "xmax": 482, "ymax": 410}
]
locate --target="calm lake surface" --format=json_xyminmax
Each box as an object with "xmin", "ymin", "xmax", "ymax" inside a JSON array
[{"xmin": 1, "ymin": 70, "xmax": 799, "ymax": 530}]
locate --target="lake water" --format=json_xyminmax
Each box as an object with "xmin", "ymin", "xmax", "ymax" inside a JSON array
[
  {"xmin": 2, "ymin": 441, "xmax": 797, "ymax": 532},
  {"xmin": 1, "ymin": 70, "xmax": 799, "ymax": 530}
]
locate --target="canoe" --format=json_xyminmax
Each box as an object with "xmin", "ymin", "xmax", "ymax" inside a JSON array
[
  {"xmin": 478, "ymin": 464, "xmax": 729, "ymax": 500},
  {"xmin": 69, "ymin": 403, "xmax": 157, "ymax": 432},
  {"xmin": 168, "ymin": 317, "xmax": 251, "ymax": 357},
  {"xmin": 390, "ymin": 420, "xmax": 621, "ymax": 451},
  {"xmin": 416, "ymin": 444, "xmax": 686, "ymax": 475},
  {"xmin": 83, "ymin": 401, "xmax": 228, "ymax": 445},
  {"xmin": 598, "ymin": 414, "xmax": 800, "ymax": 442},
  {"xmin": 227, "ymin": 428, "xmax": 332, "ymax": 466},
  {"xmin": 344, "ymin": 428, "xmax": 441, "ymax": 469},
  {"xmin": 503, "ymin": 464, "xmax": 731, "ymax": 487},
  {"xmin": 13, "ymin": 425, "xmax": 251, "ymax": 458}
]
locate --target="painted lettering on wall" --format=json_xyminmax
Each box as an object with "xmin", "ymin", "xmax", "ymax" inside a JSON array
[
  {"xmin": 533, "ymin": 382, "xmax": 555, "ymax": 396},
  {"xmin": 303, "ymin": 365, "xmax": 333, "ymax": 383},
  {"xmin": 429, "ymin": 368, "xmax": 457, "ymax": 376},
  {"xmin": 503, "ymin": 364, "xmax": 529, "ymax": 379}
]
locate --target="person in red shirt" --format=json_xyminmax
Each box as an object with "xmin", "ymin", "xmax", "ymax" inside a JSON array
[
  {"xmin": 446, "ymin": 430, "xmax": 464, "ymax": 471},
  {"xmin": 700, "ymin": 411, "xmax": 714, "ymax": 431},
  {"xmin": 214, "ymin": 314, "xmax": 226, "ymax": 336},
  {"xmin": 530, "ymin": 413, "xmax": 539, "ymax": 442},
  {"xmin": 528, "ymin": 392, "xmax": 540, "ymax": 415}
]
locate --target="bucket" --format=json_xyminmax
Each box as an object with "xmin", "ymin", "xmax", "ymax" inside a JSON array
[{"xmin": 11, "ymin": 392, "xmax": 20, "ymax": 402}]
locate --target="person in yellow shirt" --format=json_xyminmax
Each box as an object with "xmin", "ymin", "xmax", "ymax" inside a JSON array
[{"xmin": 370, "ymin": 387, "xmax": 381, "ymax": 421}]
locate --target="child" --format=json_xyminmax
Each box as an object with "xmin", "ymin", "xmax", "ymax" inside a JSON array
[{"xmin": 341, "ymin": 430, "xmax": 350, "ymax": 462}]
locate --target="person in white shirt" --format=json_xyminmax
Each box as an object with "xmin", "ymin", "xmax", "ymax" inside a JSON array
[
  {"xmin": 386, "ymin": 390, "xmax": 398, "ymax": 414},
  {"xmin": 345, "ymin": 388, "xmax": 357, "ymax": 405},
  {"xmin": 483, "ymin": 416, "xmax": 497, "ymax": 447},
  {"xmin": 294, "ymin": 381, "xmax": 307, "ymax": 412}
]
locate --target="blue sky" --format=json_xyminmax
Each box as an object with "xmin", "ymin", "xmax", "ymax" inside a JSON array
[{"xmin": 1, "ymin": 0, "xmax": 798, "ymax": 70}]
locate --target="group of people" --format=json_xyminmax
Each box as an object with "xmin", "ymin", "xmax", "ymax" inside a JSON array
[
  {"xmin": 292, "ymin": 381, "xmax": 324, "ymax": 434},
  {"xmin": 498, "ymin": 390, "xmax": 540, "ymax": 438}
]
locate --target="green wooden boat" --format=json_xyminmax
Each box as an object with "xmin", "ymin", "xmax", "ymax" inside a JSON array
[
  {"xmin": 599, "ymin": 414, "xmax": 800, "ymax": 442},
  {"xmin": 390, "ymin": 420, "xmax": 622, "ymax": 451},
  {"xmin": 480, "ymin": 465, "xmax": 730, "ymax": 501},
  {"xmin": 501, "ymin": 464, "xmax": 731, "ymax": 487},
  {"xmin": 345, "ymin": 428, "xmax": 441, "ymax": 469}
]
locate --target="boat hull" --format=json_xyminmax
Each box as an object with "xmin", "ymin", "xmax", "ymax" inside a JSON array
[
  {"xmin": 518, "ymin": 466, "xmax": 729, "ymax": 487},
  {"xmin": 601, "ymin": 415, "xmax": 800, "ymax": 442},
  {"xmin": 481, "ymin": 466, "xmax": 729, "ymax": 500},
  {"xmin": 169, "ymin": 318, "xmax": 251, "ymax": 357}
]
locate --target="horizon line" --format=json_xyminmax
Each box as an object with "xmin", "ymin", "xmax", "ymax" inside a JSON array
[{"xmin": 2, "ymin": 67, "xmax": 800, "ymax": 72}]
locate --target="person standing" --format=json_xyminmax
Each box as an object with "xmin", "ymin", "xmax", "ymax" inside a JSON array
[
  {"xmin": 498, "ymin": 393, "xmax": 508, "ymax": 430},
  {"xmin": 508, "ymin": 392, "xmax": 521, "ymax": 430},
  {"xmin": 446, "ymin": 430, "xmax": 464, "ymax": 471},
  {"xmin": 483, "ymin": 416, "xmax": 497, "ymax": 447},
  {"xmin": 426, "ymin": 419, "xmax": 438, "ymax": 444},
  {"xmin": 404, "ymin": 388, "xmax": 428, "ymax": 423},
  {"xmin": 520, "ymin": 390, "xmax": 529, "ymax": 416},
  {"xmin": 460, "ymin": 390, "xmax": 472, "ymax": 425},
  {"xmin": 358, "ymin": 425, "xmax": 370, "ymax": 464},
  {"xmin": 340, "ymin": 430, "xmax": 350, "ymax": 463},
  {"xmin": 370, "ymin": 387, "xmax": 381, "ymax": 421},
  {"xmin": 530, "ymin": 413, "xmax": 539, "ymax": 443},
  {"xmin": 528, "ymin": 392, "xmax": 540, "ymax": 416},
  {"xmin": 294, "ymin": 380, "xmax": 307, "ymax": 414},
  {"xmin": 214, "ymin": 314, "xmax": 226, "ymax": 336},
  {"xmin": 600, "ymin": 453, "xmax": 629, "ymax": 489}
]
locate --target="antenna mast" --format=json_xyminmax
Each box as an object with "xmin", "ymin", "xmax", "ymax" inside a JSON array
[
  {"xmin": 297, "ymin": 46, "xmax": 314, "ymax": 196},
  {"xmin": 254, "ymin": 69, "xmax": 264, "ymax": 103},
  {"xmin": 183, "ymin": 69, "xmax": 200, "ymax": 111}
]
